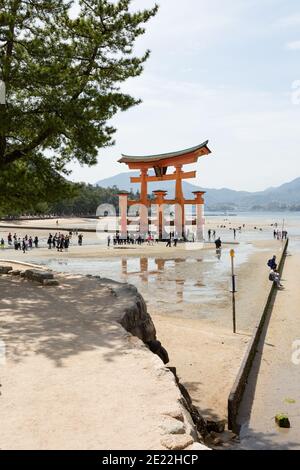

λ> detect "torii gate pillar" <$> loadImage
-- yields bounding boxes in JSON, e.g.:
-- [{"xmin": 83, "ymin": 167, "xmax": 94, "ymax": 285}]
[
  {"xmin": 118, "ymin": 192, "xmax": 129, "ymax": 238},
  {"xmin": 193, "ymin": 191, "xmax": 206, "ymax": 241}
]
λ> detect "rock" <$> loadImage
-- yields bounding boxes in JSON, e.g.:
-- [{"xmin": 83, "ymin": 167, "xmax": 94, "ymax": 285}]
[
  {"xmin": 217, "ymin": 430, "xmax": 237, "ymax": 443},
  {"xmin": 146, "ymin": 339, "xmax": 162, "ymax": 354},
  {"xmin": 275, "ymin": 414, "xmax": 290, "ymax": 428},
  {"xmin": 146, "ymin": 340, "xmax": 169, "ymax": 364},
  {"xmin": 186, "ymin": 442, "xmax": 211, "ymax": 451},
  {"xmin": 170, "ymin": 366, "xmax": 209, "ymax": 439},
  {"xmin": 167, "ymin": 367, "xmax": 177, "ymax": 377},
  {"xmin": 20, "ymin": 271, "xmax": 26, "ymax": 277},
  {"xmin": 43, "ymin": 279, "xmax": 59, "ymax": 286},
  {"xmin": 10, "ymin": 270, "xmax": 21, "ymax": 276},
  {"xmin": 206, "ymin": 419, "xmax": 226, "ymax": 434},
  {"xmin": 24, "ymin": 270, "xmax": 54, "ymax": 284},
  {"xmin": 212, "ymin": 437, "xmax": 223, "ymax": 446},
  {"xmin": 0, "ymin": 266, "xmax": 13, "ymax": 274},
  {"xmin": 160, "ymin": 417, "xmax": 186, "ymax": 435},
  {"xmin": 178, "ymin": 383, "xmax": 193, "ymax": 408},
  {"xmin": 161, "ymin": 435, "xmax": 194, "ymax": 450},
  {"xmin": 119, "ymin": 291, "xmax": 157, "ymax": 343},
  {"xmin": 163, "ymin": 410, "xmax": 184, "ymax": 422}
]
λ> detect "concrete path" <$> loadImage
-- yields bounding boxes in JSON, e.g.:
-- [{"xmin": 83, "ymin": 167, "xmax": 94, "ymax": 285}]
[
  {"xmin": 237, "ymin": 241, "xmax": 300, "ymax": 449},
  {"xmin": 0, "ymin": 271, "xmax": 196, "ymax": 450}
]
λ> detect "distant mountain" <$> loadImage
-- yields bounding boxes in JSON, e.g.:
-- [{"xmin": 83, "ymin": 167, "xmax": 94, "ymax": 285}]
[{"xmin": 96, "ymin": 174, "xmax": 300, "ymax": 211}]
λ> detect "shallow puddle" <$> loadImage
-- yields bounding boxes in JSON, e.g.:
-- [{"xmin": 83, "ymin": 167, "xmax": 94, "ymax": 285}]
[{"xmin": 31, "ymin": 242, "xmax": 257, "ymax": 320}]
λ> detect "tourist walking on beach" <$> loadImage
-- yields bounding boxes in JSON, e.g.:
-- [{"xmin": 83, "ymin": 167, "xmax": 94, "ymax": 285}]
[
  {"xmin": 78, "ymin": 234, "xmax": 83, "ymax": 246},
  {"xmin": 47, "ymin": 234, "xmax": 52, "ymax": 249},
  {"xmin": 173, "ymin": 235, "xmax": 178, "ymax": 247},
  {"xmin": 52, "ymin": 234, "xmax": 57, "ymax": 248},
  {"xmin": 215, "ymin": 237, "xmax": 222, "ymax": 250},
  {"xmin": 208, "ymin": 229, "xmax": 211, "ymax": 241},
  {"xmin": 107, "ymin": 235, "xmax": 111, "ymax": 248},
  {"xmin": 22, "ymin": 238, "xmax": 27, "ymax": 253},
  {"xmin": 0, "ymin": 238, "xmax": 4, "ymax": 249},
  {"xmin": 64, "ymin": 236, "xmax": 70, "ymax": 251},
  {"xmin": 59, "ymin": 235, "xmax": 65, "ymax": 252},
  {"xmin": 215, "ymin": 237, "xmax": 222, "ymax": 258},
  {"xmin": 7, "ymin": 233, "xmax": 12, "ymax": 245},
  {"xmin": 166, "ymin": 233, "xmax": 172, "ymax": 248},
  {"xmin": 34, "ymin": 236, "xmax": 39, "ymax": 248}
]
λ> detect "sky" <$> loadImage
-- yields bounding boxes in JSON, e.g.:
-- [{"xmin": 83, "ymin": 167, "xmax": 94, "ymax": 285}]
[{"xmin": 69, "ymin": 0, "xmax": 300, "ymax": 191}]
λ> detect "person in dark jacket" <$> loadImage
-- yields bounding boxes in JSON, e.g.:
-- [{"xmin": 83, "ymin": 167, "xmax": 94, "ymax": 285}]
[
  {"xmin": 215, "ymin": 237, "xmax": 222, "ymax": 250},
  {"xmin": 267, "ymin": 255, "xmax": 277, "ymax": 271}
]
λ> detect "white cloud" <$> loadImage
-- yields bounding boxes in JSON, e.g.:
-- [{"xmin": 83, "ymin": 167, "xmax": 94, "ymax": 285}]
[
  {"xmin": 286, "ymin": 40, "xmax": 300, "ymax": 50},
  {"xmin": 277, "ymin": 13, "xmax": 300, "ymax": 27}
]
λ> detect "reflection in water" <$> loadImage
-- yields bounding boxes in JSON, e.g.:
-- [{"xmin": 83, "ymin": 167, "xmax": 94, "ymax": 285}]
[
  {"xmin": 194, "ymin": 281, "xmax": 205, "ymax": 288},
  {"xmin": 156, "ymin": 258, "xmax": 166, "ymax": 271},
  {"xmin": 117, "ymin": 255, "xmax": 225, "ymax": 308},
  {"xmin": 31, "ymin": 243, "xmax": 256, "ymax": 319},
  {"xmin": 121, "ymin": 257, "xmax": 187, "ymax": 299}
]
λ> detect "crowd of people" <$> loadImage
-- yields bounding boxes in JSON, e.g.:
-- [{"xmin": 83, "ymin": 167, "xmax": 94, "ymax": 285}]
[
  {"xmin": 273, "ymin": 229, "xmax": 288, "ymax": 240},
  {"xmin": 107, "ymin": 232, "xmax": 178, "ymax": 247},
  {"xmin": 107, "ymin": 232, "xmax": 154, "ymax": 247},
  {"xmin": 0, "ymin": 233, "xmax": 39, "ymax": 253},
  {"xmin": 0, "ymin": 231, "xmax": 84, "ymax": 253}
]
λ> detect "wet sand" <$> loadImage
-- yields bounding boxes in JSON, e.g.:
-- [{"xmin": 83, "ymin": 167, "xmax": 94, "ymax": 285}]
[
  {"xmin": 237, "ymin": 244, "xmax": 300, "ymax": 450},
  {"xmin": 153, "ymin": 242, "xmax": 284, "ymax": 421}
]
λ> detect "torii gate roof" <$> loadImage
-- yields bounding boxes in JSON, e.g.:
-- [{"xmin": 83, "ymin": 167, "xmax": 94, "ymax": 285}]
[{"xmin": 119, "ymin": 141, "xmax": 211, "ymax": 166}]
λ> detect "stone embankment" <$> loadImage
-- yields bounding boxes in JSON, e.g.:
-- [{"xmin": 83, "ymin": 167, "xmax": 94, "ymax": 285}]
[{"xmin": 0, "ymin": 263, "xmax": 211, "ymax": 450}]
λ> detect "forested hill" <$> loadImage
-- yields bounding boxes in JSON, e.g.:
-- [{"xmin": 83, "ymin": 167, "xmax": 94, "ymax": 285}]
[{"xmin": 96, "ymin": 174, "xmax": 300, "ymax": 211}]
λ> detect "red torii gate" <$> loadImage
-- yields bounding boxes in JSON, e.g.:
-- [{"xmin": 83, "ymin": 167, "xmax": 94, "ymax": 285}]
[{"xmin": 118, "ymin": 141, "xmax": 212, "ymax": 240}]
